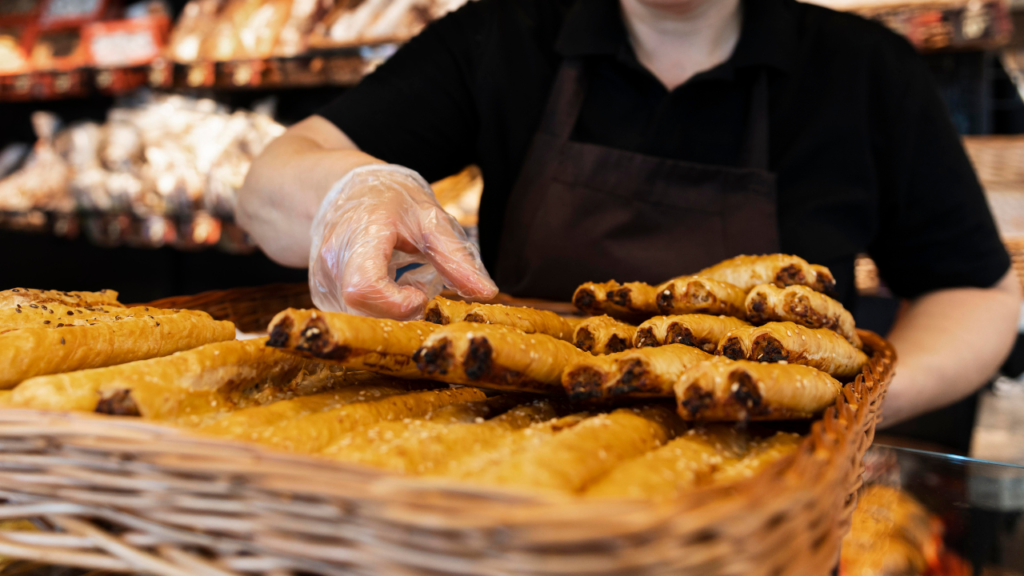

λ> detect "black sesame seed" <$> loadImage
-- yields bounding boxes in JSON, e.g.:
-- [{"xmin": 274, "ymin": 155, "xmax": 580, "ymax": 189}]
[
  {"xmin": 43, "ymin": 320, "xmax": 50, "ymax": 325},
  {"xmin": 67, "ymin": 311, "xmax": 73, "ymax": 316},
  {"xmin": 15, "ymin": 309, "xmax": 21, "ymax": 313},
  {"xmin": 60, "ymin": 338, "xmax": 65, "ymax": 345},
  {"xmin": 56, "ymin": 323, "xmax": 64, "ymax": 328},
  {"xmin": 29, "ymin": 304, "xmax": 38, "ymax": 308},
  {"xmin": 156, "ymin": 322, "xmax": 160, "ymax": 327}
]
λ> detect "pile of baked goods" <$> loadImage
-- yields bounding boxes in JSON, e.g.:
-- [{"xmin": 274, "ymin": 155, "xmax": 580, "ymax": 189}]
[{"xmin": 1, "ymin": 254, "xmax": 875, "ymax": 499}]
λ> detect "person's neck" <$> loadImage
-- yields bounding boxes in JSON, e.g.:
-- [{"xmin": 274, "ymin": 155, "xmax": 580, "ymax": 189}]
[{"xmin": 619, "ymin": 0, "xmax": 743, "ymax": 91}]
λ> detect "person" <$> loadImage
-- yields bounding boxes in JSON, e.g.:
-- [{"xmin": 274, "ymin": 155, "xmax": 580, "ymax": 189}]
[{"xmin": 238, "ymin": 0, "xmax": 1021, "ymax": 426}]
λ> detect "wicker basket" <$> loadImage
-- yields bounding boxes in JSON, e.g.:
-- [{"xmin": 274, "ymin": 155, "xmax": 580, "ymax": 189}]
[{"xmin": 0, "ymin": 288, "xmax": 896, "ymax": 576}]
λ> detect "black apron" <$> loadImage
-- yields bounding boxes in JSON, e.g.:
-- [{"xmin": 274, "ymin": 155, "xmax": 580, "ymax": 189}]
[{"xmin": 494, "ymin": 58, "xmax": 779, "ymax": 300}]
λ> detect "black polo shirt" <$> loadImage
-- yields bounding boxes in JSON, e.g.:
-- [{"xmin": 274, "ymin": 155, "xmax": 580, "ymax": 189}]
[{"xmin": 317, "ymin": 0, "xmax": 1010, "ymax": 307}]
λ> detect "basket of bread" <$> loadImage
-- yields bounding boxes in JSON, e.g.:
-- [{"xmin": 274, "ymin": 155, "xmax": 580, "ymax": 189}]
[{"xmin": 0, "ymin": 253, "xmax": 894, "ymax": 576}]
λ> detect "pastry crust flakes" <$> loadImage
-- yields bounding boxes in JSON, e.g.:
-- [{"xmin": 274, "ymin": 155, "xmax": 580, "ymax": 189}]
[
  {"xmin": 414, "ymin": 323, "xmax": 585, "ymax": 393},
  {"xmin": 717, "ymin": 321, "xmax": 868, "ymax": 380},
  {"xmin": 675, "ymin": 358, "xmax": 842, "ymax": 421},
  {"xmin": 573, "ymin": 315, "xmax": 636, "ymax": 355},
  {"xmin": 267, "ymin": 308, "xmax": 438, "ymax": 378},
  {"xmin": 697, "ymin": 254, "xmax": 836, "ymax": 294},
  {"xmin": 745, "ymin": 285, "xmax": 861, "ymax": 348},
  {"xmin": 562, "ymin": 344, "xmax": 713, "ymax": 401},
  {"xmin": 0, "ymin": 288, "xmax": 121, "ymax": 309},
  {"xmin": 654, "ymin": 276, "xmax": 747, "ymax": 318},
  {"xmin": 634, "ymin": 314, "xmax": 749, "ymax": 353},
  {"xmin": 0, "ymin": 311, "xmax": 235, "ymax": 388}
]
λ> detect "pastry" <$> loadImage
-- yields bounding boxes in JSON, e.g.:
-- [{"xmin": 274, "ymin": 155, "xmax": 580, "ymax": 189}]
[
  {"xmin": 0, "ymin": 311, "xmax": 235, "ymax": 388},
  {"xmin": 573, "ymin": 315, "xmax": 636, "ymax": 355},
  {"xmin": 634, "ymin": 314, "xmax": 749, "ymax": 353},
  {"xmin": 414, "ymin": 323, "xmax": 586, "ymax": 393},
  {"xmin": 322, "ymin": 400, "xmax": 559, "ymax": 475},
  {"xmin": 675, "ymin": 357, "xmax": 842, "ymax": 420},
  {"xmin": 0, "ymin": 304, "xmax": 179, "ymax": 333},
  {"xmin": 460, "ymin": 302, "xmax": 575, "ymax": 341},
  {"xmin": 0, "ymin": 288, "xmax": 121, "ymax": 309},
  {"xmin": 710, "ymin": 432, "xmax": 802, "ymax": 484},
  {"xmin": 572, "ymin": 281, "xmax": 658, "ymax": 320},
  {"xmin": 424, "ymin": 296, "xmax": 476, "ymax": 325},
  {"xmin": 446, "ymin": 413, "xmax": 590, "ymax": 478},
  {"xmin": 745, "ymin": 285, "xmax": 861, "ymax": 348},
  {"xmin": 267, "ymin": 308, "xmax": 438, "ymax": 378},
  {"xmin": 585, "ymin": 425, "xmax": 749, "ymax": 499},
  {"xmin": 7, "ymin": 338, "xmax": 340, "ymax": 420},
  {"xmin": 562, "ymin": 344, "xmax": 713, "ymax": 400},
  {"xmin": 697, "ymin": 255, "xmax": 836, "ymax": 295},
  {"xmin": 717, "ymin": 322, "xmax": 868, "ymax": 380},
  {"xmin": 654, "ymin": 276, "xmax": 747, "ymax": 318},
  {"xmin": 461, "ymin": 406, "xmax": 680, "ymax": 494},
  {"xmin": 255, "ymin": 388, "xmax": 487, "ymax": 454}
]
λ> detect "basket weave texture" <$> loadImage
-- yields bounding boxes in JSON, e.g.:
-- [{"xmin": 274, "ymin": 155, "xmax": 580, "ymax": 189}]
[{"xmin": 0, "ymin": 288, "xmax": 896, "ymax": 576}]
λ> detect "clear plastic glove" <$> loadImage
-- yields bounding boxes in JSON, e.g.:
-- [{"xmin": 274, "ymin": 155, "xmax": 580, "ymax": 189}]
[{"xmin": 310, "ymin": 164, "xmax": 498, "ymax": 320}]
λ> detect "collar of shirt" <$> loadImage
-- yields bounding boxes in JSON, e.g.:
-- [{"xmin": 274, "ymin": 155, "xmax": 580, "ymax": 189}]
[{"xmin": 554, "ymin": 0, "xmax": 800, "ymax": 81}]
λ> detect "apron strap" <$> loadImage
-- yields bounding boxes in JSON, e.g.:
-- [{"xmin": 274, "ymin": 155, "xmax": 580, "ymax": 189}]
[
  {"xmin": 540, "ymin": 58, "xmax": 588, "ymax": 141},
  {"xmin": 739, "ymin": 69, "xmax": 771, "ymax": 171}
]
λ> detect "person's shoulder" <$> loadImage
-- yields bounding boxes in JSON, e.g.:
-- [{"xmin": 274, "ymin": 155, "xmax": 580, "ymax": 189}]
[{"xmin": 792, "ymin": 1, "xmax": 919, "ymax": 61}]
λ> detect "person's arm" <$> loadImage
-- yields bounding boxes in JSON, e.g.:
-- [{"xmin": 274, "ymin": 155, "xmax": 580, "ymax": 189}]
[
  {"xmin": 881, "ymin": 270, "xmax": 1021, "ymax": 426},
  {"xmin": 237, "ymin": 116, "xmax": 382, "ymax": 268}
]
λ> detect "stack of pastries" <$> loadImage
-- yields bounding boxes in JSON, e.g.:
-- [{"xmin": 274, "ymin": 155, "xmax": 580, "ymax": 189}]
[{"xmin": 1, "ymin": 254, "xmax": 874, "ymax": 499}]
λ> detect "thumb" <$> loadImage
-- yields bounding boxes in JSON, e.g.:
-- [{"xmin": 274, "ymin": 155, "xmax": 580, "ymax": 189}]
[{"xmin": 337, "ymin": 227, "xmax": 430, "ymax": 320}]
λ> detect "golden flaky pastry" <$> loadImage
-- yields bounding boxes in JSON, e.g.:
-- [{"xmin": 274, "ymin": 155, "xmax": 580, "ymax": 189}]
[
  {"xmin": 675, "ymin": 357, "xmax": 842, "ymax": 421},
  {"xmin": 461, "ymin": 406, "xmax": 681, "ymax": 494},
  {"xmin": 8, "ymin": 338, "xmax": 335, "ymax": 420},
  {"xmin": 414, "ymin": 323, "xmax": 586, "ymax": 393},
  {"xmin": 653, "ymin": 276, "xmax": 748, "ymax": 318},
  {"xmin": 745, "ymin": 284, "xmax": 861, "ymax": 348},
  {"xmin": 573, "ymin": 315, "xmax": 636, "ymax": 355},
  {"xmin": 462, "ymin": 302, "xmax": 575, "ymax": 341},
  {"xmin": 0, "ymin": 311, "xmax": 235, "ymax": 389},
  {"xmin": 697, "ymin": 254, "xmax": 836, "ymax": 294},
  {"xmin": 0, "ymin": 288, "xmax": 121, "ymax": 309},
  {"xmin": 0, "ymin": 304, "xmax": 178, "ymax": 333},
  {"xmin": 267, "ymin": 308, "xmax": 438, "ymax": 378},
  {"xmin": 634, "ymin": 314, "xmax": 749, "ymax": 353},
  {"xmin": 572, "ymin": 281, "xmax": 658, "ymax": 321},
  {"xmin": 424, "ymin": 296, "xmax": 476, "ymax": 325},
  {"xmin": 562, "ymin": 343, "xmax": 713, "ymax": 400},
  {"xmin": 717, "ymin": 321, "xmax": 868, "ymax": 380}
]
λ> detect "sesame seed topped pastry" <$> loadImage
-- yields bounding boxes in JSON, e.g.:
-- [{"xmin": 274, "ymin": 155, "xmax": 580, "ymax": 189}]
[
  {"xmin": 424, "ymin": 296, "xmax": 476, "ymax": 325},
  {"xmin": 633, "ymin": 314, "xmax": 749, "ymax": 353},
  {"xmin": 414, "ymin": 323, "xmax": 586, "ymax": 394},
  {"xmin": 675, "ymin": 357, "xmax": 842, "ymax": 421},
  {"xmin": 744, "ymin": 284, "xmax": 861, "ymax": 348},
  {"xmin": 267, "ymin": 308, "xmax": 438, "ymax": 378},
  {"xmin": 573, "ymin": 315, "xmax": 637, "ymax": 355},
  {"xmin": 0, "ymin": 288, "xmax": 121, "ymax": 309},
  {"xmin": 697, "ymin": 254, "xmax": 836, "ymax": 295},
  {"xmin": 653, "ymin": 276, "xmax": 748, "ymax": 319},
  {"xmin": 562, "ymin": 343, "xmax": 713, "ymax": 401},
  {"xmin": 717, "ymin": 322, "xmax": 868, "ymax": 380}
]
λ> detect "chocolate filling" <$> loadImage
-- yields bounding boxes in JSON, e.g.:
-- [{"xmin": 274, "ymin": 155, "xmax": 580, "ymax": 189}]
[
  {"xmin": 96, "ymin": 389, "xmax": 141, "ymax": 417},
  {"xmin": 606, "ymin": 335, "xmax": 629, "ymax": 353},
  {"xmin": 463, "ymin": 312, "xmax": 487, "ymax": 324},
  {"xmin": 267, "ymin": 315, "xmax": 294, "ymax": 348},
  {"xmin": 463, "ymin": 336, "xmax": 494, "ymax": 380},
  {"xmin": 774, "ymin": 264, "xmax": 805, "ymax": 288},
  {"xmin": 634, "ymin": 327, "xmax": 658, "ymax": 347},
  {"xmin": 752, "ymin": 335, "xmax": 788, "ymax": 363},
  {"xmin": 575, "ymin": 328, "xmax": 595, "ymax": 352},
  {"xmin": 680, "ymin": 385, "xmax": 714, "ymax": 417},
  {"xmin": 414, "ymin": 338, "xmax": 452, "ymax": 375},
  {"xmin": 731, "ymin": 371, "xmax": 763, "ymax": 411},
  {"xmin": 719, "ymin": 338, "xmax": 746, "ymax": 360},
  {"xmin": 573, "ymin": 290, "xmax": 596, "ymax": 311},
  {"xmin": 608, "ymin": 288, "xmax": 631, "ymax": 307},
  {"xmin": 747, "ymin": 294, "xmax": 768, "ymax": 323},
  {"xmin": 656, "ymin": 289, "xmax": 674, "ymax": 312},
  {"xmin": 295, "ymin": 317, "xmax": 351, "ymax": 360},
  {"xmin": 424, "ymin": 306, "xmax": 447, "ymax": 325},
  {"xmin": 665, "ymin": 324, "xmax": 696, "ymax": 347},
  {"xmin": 566, "ymin": 367, "xmax": 606, "ymax": 401}
]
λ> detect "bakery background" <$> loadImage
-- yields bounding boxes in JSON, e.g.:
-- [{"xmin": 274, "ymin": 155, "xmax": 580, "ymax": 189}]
[{"xmin": 3, "ymin": 2, "xmax": 1024, "ymax": 574}]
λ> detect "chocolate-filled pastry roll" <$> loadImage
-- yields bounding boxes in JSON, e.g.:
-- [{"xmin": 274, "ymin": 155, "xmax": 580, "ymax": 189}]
[
  {"xmin": 0, "ymin": 311, "xmax": 235, "ymax": 388},
  {"xmin": 654, "ymin": 276, "xmax": 747, "ymax": 318},
  {"xmin": 0, "ymin": 288, "xmax": 121, "ymax": 309},
  {"xmin": 424, "ymin": 296, "xmax": 475, "ymax": 325},
  {"xmin": 574, "ymin": 315, "xmax": 636, "ymax": 355},
  {"xmin": 0, "ymin": 304, "xmax": 178, "ymax": 333},
  {"xmin": 675, "ymin": 357, "xmax": 842, "ymax": 421},
  {"xmin": 744, "ymin": 285, "xmax": 861, "ymax": 348},
  {"xmin": 698, "ymin": 254, "xmax": 836, "ymax": 295},
  {"xmin": 461, "ymin": 303, "xmax": 575, "ymax": 341},
  {"xmin": 573, "ymin": 281, "xmax": 617, "ymax": 315},
  {"xmin": 716, "ymin": 322, "xmax": 868, "ymax": 380},
  {"xmin": 414, "ymin": 323, "xmax": 585, "ymax": 393},
  {"xmin": 634, "ymin": 314, "xmax": 749, "ymax": 353},
  {"xmin": 267, "ymin": 309, "xmax": 438, "ymax": 378},
  {"xmin": 572, "ymin": 281, "xmax": 659, "ymax": 320},
  {"xmin": 562, "ymin": 343, "xmax": 713, "ymax": 400}
]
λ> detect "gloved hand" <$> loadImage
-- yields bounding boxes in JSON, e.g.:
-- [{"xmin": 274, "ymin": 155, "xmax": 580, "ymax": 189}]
[{"xmin": 309, "ymin": 164, "xmax": 498, "ymax": 320}]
